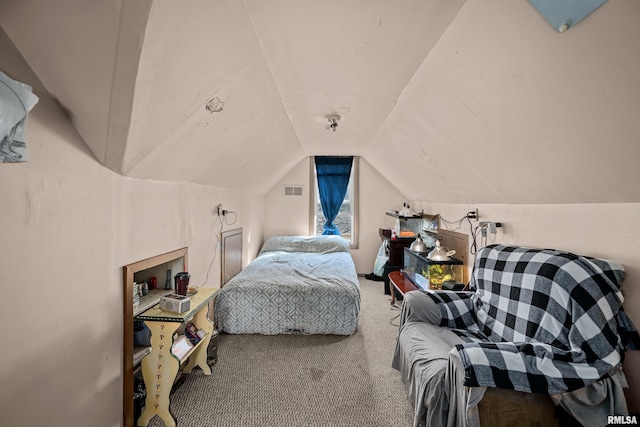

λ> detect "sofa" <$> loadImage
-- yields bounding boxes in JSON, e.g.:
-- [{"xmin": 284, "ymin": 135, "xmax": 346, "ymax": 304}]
[{"xmin": 392, "ymin": 244, "xmax": 639, "ymax": 427}]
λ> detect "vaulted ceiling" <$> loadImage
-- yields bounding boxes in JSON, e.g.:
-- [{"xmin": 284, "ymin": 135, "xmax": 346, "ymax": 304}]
[{"xmin": 1, "ymin": 0, "xmax": 639, "ymax": 203}]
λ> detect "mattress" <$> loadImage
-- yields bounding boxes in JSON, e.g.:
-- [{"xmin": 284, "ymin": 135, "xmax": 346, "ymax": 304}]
[{"xmin": 215, "ymin": 236, "xmax": 360, "ymax": 335}]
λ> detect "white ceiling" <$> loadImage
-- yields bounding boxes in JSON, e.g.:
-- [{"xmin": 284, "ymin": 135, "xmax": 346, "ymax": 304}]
[{"xmin": 1, "ymin": 0, "xmax": 639, "ymax": 202}]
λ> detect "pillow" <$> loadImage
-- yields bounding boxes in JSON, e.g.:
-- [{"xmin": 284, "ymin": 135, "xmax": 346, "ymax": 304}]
[{"xmin": 259, "ymin": 235, "xmax": 351, "ymax": 255}]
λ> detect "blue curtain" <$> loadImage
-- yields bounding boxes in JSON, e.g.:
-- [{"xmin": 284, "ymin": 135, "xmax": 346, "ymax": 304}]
[{"xmin": 315, "ymin": 156, "xmax": 353, "ymax": 235}]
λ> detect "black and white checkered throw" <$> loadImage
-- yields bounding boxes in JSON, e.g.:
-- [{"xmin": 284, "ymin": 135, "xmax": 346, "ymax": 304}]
[{"xmin": 427, "ymin": 244, "xmax": 639, "ymax": 394}]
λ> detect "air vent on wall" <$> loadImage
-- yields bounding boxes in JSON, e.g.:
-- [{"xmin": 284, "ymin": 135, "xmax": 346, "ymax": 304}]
[{"xmin": 284, "ymin": 186, "xmax": 303, "ymax": 196}]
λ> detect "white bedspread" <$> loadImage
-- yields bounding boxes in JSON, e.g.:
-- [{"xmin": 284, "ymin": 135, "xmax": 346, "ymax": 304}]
[{"xmin": 215, "ymin": 247, "xmax": 360, "ymax": 335}]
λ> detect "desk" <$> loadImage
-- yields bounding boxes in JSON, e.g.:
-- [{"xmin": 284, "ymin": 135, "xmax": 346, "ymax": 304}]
[
  {"xmin": 388, "ymin": 271, "xmax": 418, "ymax": 305},
  {"xmin": 135, "ymin": 287, "xmax": 219, "ymax": 427},
  {"xmin": 378, "ymin": 228, "xmax": 415, "ymax": 266}
]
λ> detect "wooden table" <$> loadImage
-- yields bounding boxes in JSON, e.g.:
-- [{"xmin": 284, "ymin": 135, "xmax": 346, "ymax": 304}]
[
  {"xmin": 388, "ymin": 270, "xmax": 419, "ymax": 305},
  {"xmin": 135, "ymin": 287, "xmax": 219, "ymax": 427}
]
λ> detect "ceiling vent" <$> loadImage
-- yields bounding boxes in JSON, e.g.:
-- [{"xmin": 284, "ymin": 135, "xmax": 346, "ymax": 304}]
[{"xmin": 284, "ymin": 186, "xmax": 303, "ymax": 196}]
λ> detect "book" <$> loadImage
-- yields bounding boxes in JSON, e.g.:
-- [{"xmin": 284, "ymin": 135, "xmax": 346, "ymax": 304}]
[
  {"xmin": 171, "ymin": 336, "xmax": 193, "ymax": 361},
  {"xmin": 184, "ymin": 321, "xmax": 201, "ymax": 345}
]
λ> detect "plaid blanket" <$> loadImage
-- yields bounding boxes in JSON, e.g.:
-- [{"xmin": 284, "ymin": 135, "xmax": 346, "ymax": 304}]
[{"xmin": 427, "ymin": 244, "xmax": 639, "ymax": 394}]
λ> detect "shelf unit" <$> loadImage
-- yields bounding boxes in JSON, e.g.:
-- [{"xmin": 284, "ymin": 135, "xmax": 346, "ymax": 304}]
[
  {"xmin": 123, "ymin": 248, "xmax": 188, "ymax": 427},
  {"xmin": 384, "ymin": 212, "xmax": 439, "ymax": 239},
  {"xmin": 135, "ymin": 287, "xmax": 219, "ymax": 427},
  {"xmin": 135, "ymin": 289, "xmax": 172, "ymax": 317}
]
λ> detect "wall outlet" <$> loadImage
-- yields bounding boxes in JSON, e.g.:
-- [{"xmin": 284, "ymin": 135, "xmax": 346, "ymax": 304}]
[
  {"xmin": 468, "ymin": 208, "xmax": 479, "ymax": 221},
  {"xmin": 480, "ymin": 221, "xmax": 502, "ymax": 234}
]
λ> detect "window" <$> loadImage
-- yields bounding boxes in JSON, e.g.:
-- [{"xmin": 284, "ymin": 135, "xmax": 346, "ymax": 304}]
[{"xmin": 310, "ymin": 156, "xmax": 359, "ymax": 248}]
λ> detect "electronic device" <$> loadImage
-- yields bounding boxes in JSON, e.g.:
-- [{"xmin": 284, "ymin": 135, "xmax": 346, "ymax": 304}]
[{"xmin": 160, "ymin": 293, "xmax": 191, "ymax": 313}]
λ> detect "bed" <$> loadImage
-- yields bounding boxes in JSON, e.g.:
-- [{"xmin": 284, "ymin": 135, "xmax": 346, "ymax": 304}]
[{"xmin": 215, "ymin": 235, "xmax": 360, "ymax": 335}]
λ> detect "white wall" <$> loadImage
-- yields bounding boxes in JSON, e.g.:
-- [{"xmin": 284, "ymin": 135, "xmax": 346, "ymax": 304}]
[
  {"xmin": 263, "ymin": 158, "xmax": 312, "ymax": 238},
  {"xmin": 412, "ymin": 201, "xmax": 640, "ymax": 412},
  {"xmin": 241, "ymin": 192, "xmax": 266, "ymax": 262},
  {"xmin": 365, "ymin": 0, "xmax": 640, "ymax": 205},
  {"xmin": 0, "ymin": 31, "xmax": 263, "ymax": 427},
  {"xmin": 264, "ymin": 157, "xmax": 407, "ymax": 273},
  {"xmin": 0, "ymin": 0, "xmax": 133, "ymax": 164}
]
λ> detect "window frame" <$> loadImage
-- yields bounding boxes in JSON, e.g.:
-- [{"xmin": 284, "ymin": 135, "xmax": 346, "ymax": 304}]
[{"xmin": 309, "ymin": 156, "xmax": 359, "ymax": 249}]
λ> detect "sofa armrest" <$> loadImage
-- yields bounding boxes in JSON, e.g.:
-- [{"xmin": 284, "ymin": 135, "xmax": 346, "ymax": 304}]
[
  {"xmin": 396, "ymin": 290, "xmax": 442, "ymax": 329},
  {"xmin": 428, "ymin": 291, "xmax": 477, "ymax": 330}
]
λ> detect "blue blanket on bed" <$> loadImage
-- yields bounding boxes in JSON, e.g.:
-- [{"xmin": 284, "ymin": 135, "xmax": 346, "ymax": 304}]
[{"xmin": 216, "ymin": 236, "xmax": 360, "ymax": 335}]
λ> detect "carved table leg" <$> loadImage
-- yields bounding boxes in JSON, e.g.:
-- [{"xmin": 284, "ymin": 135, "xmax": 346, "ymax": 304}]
[
  {"xmin": 137, "ymin": 321, "xmax": 180, "ymax": 427},
  {"xmin": 390, "ymin": 280, "xmax": 396, "ymax": 305}
]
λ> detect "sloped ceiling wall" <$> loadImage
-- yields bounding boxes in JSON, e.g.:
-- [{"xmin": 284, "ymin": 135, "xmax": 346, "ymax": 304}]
[
  {"xmin": 1, "ymin": 0, "xmax": 639, "ymax": 201},
  {"xmin": 0, "ymin": 0, "xmax": 127, "ymax": 162},
  {"xmin": 365, "ymin": 0, "xmax": 640, "ymax": 204},
  {"xmin": 121, "ymin": 0, "xmax": 306, "ymax": 193}
]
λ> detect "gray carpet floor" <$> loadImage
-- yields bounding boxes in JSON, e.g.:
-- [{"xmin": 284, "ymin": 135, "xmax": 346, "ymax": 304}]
[{"xmin": 147, "ymin": 277, "xmax": 413, "ymax": 427}]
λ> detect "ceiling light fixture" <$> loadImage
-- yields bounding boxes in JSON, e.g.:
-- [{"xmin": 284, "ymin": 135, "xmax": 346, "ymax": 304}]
[{"xmin": 328, "ymin": 115, "xmax": 341, "ymax": 132}]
